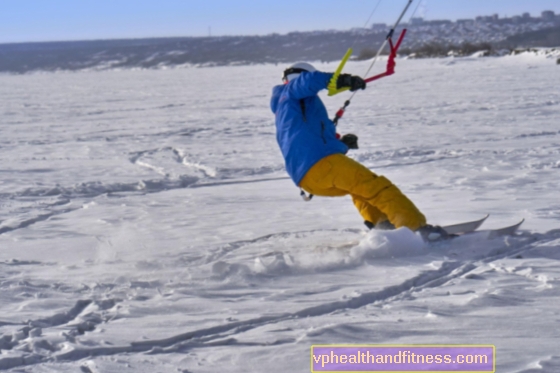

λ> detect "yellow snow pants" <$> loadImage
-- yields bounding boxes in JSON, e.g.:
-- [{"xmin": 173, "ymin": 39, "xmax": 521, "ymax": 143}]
[{"xmin": 299, "ymin": 154, "xmax": 426, "ymax": 231}]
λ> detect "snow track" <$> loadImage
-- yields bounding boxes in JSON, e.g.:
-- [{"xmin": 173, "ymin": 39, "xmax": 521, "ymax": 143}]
[
  {"xmin": 0, "ymin": 228, "xmax": 554, "ymax": 371},
  {"xmin": 1, "ymin": 56, "xmax": 559, "ymax": 371}
]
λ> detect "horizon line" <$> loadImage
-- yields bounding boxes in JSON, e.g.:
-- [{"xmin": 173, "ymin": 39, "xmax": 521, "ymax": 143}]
[{"xmin": 1, "ymin": 9, "xmax": 557, "ymax": 46}]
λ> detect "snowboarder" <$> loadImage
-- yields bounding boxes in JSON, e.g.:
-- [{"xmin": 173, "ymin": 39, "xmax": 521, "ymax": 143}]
[{"xmin": 270, "ymin": 62, "xmax": 447, "ymax": 239}]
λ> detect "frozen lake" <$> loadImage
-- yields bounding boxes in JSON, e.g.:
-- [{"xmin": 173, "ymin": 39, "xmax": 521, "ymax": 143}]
[{"xmin": 1, "ymin": 53, "xmax": 560, "ymax": 372}]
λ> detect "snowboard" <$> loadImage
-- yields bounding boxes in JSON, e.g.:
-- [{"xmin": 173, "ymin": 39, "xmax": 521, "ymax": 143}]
[
  {"xmin": 440, "ymin": 215, "xmax": 524, "ymax": 240},
  {"xmin": 442, "ymin": 214, "xmax": 489, "ymax": 235}
]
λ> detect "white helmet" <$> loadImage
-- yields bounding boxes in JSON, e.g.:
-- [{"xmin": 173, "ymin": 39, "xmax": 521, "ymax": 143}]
[{"xmin": 282, "ymin": 62, "xmax": 317, "ymax": 82}]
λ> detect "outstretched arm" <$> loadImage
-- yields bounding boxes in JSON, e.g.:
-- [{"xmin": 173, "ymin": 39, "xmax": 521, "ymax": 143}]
[{"xmin": 285, "ymin": 71, "xmax": 332, "ymax": 100}]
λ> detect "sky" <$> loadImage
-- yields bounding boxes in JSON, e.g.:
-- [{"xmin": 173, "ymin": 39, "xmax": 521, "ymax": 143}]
[{"xmin": 1, "ymin": 0, "xmax": 560, "ymax": 44}]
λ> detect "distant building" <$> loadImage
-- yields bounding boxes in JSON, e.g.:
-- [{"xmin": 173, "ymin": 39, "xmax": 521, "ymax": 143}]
[
  {"xmin": 428, "ymin": 20, "xmax": 453, "ymax": 26},
  {"xmin": 370, "ymin": 23, "xmax": 387, "ymax": 30},
  {"xmin": 522, "ymin": 12, "xmax": 531, "ymax": 19},
  {"xmin": 541, "ymin": 10, "xmax": 555, "ymax": 20},
  {"xmin": 410, "ymin": 17, "xmax": 424, "ymax": 25},
  {"xmin": 475, "ymin": 15, "xmax": 498, "ymax": 22},
  {"xmin": 456, "ymin": 19, "xmax": 474, "ymax": 25}
]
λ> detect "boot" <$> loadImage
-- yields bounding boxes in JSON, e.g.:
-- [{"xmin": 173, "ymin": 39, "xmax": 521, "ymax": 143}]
[
  {"xmin": 417, "ymin": 224, "xmax": 453, "ymax": 242},
  {"xmin": 364, "ymin": 220, "xmax": 396, "ymax": 231}
]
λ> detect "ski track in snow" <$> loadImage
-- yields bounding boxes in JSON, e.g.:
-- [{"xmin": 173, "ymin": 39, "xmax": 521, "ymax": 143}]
[
  {"xmin": 0, "ymin": 228, "xmax": 555, "ymax": 371},
  {"xmin": 0, "ymin": 55, "xmax": 560, "ymax": 371}
]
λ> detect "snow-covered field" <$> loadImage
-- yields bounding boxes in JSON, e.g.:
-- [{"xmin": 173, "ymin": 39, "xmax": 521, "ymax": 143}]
[{"xmin": 1, "ymin": 53, "xmax": 560, "ymax": 372}]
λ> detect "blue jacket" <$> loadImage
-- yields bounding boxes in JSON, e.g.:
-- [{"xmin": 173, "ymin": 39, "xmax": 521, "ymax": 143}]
[{"xmin": 270, "ymin": 71, "xmax": 348, "ymax": 185}]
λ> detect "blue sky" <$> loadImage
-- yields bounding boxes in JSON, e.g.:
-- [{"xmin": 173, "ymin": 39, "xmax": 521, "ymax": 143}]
[{"xmin": 1, "ymin": 0, "xmax": 560, "ymax": 43}]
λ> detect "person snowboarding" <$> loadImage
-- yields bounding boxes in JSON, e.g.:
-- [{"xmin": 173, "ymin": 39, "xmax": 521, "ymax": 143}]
[{"xmin": 270, "ymin": 62, "xmax": 447, "ymax": 239}]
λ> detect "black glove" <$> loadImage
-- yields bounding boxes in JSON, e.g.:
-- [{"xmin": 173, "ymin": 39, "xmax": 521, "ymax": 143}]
[
  {"xmin": 341, "ymin": 134, "xmax": 359, "ymax": 149},
  {"xmin": 337, "ymin": 74, "xmax": 366, "ymax": 92}
]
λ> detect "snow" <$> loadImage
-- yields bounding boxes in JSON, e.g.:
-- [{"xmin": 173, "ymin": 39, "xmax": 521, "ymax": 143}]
[{"xmin": 0, "ymin": 55, "xmax": 560, "ymax": 372}]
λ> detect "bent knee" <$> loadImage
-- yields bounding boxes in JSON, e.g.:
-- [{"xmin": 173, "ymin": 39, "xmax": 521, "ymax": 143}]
[{"xmin": 348, "ymin": 175, "xmax": 394, "ymax": 199}]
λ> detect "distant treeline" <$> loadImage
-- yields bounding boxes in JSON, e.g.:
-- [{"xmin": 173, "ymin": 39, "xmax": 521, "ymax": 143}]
[
  {"xmin": 401, "ymin": 42, "xmax": 495, "ymax": 58},
  {"xmin": 0, "ymin": 32, "xmax": 387, "ymax": 74},
  {"xmin": 355, "ymin": 42, "xmax": 496, "ymax": 59},
  {"xmin": 503, "ymin": 26, "xmax": 560, "ymax": 48},
  {"xmin": 356, "ymin": 26, "xmax": 560, "ymax": 59},
  {"xmin": 0, "ymin": 25, "xmax": 559, "ymax": 74}
]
